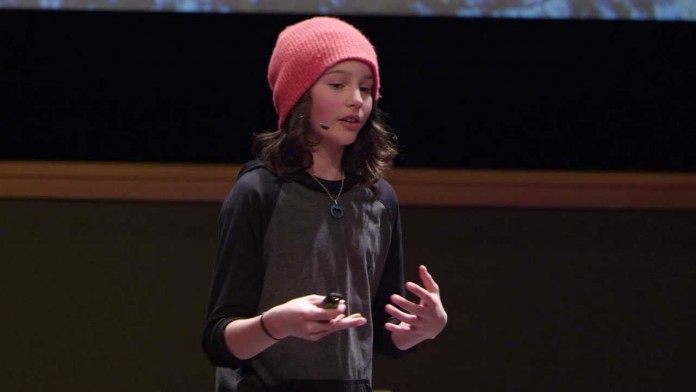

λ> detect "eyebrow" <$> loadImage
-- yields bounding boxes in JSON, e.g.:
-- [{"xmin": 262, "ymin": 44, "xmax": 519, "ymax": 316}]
[{"xmin": 323, "ymin": 69, "xmax": 374, "ymax": 80}]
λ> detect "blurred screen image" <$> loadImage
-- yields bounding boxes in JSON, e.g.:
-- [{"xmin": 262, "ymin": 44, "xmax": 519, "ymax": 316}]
[{"xmin": 0, "ymin": 0, "xmax": 694, "ymax": 21}]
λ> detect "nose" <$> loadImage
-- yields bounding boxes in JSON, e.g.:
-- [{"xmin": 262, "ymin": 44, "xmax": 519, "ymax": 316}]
[{"xmin": 346, "ymin": 87, "xmax": 363, "ymax": 108}]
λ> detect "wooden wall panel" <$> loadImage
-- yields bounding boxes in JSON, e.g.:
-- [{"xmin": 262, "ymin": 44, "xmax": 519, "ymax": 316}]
[{"xmin": 2, "ymin": 161, "xmax": 696, "ymax": 209}]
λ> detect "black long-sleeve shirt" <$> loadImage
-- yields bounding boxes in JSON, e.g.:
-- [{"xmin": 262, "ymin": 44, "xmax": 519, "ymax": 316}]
[{"xmin": 202, "ymin": 161, "xmax": 407, "ymax": 391}]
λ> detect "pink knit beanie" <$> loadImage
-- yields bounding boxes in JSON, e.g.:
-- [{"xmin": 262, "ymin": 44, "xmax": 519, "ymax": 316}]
[{"xmin": 268, "ymin": 17, "xmax": 380, "ymax": 128}]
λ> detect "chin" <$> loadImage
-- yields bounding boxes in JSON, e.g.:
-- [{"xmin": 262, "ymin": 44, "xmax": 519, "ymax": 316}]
[{"xmin": 340, "ymin": 136, "xmax": 360, "ymax": 147}]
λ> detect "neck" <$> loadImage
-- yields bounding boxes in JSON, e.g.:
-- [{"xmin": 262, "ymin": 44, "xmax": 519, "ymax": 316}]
[{"xmin": 308, "ymin": 147, "xmax": 344, "ymax": 180}]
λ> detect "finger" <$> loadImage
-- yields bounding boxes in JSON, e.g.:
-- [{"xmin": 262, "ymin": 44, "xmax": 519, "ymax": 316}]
[
  {"xmin": 305, "ymin": 305, "xmax": 347, "ymax": 321},
  {"xmin": 385, "ymin": 303, "xmax": 419, "ymax": 325},
  {"xmin": 384, "ymin": 321, "xmax": 412, "ymax": 334},
  {"xmin": 331, "ymin": 313, "xmax": 367, "ymax": 330},
  {"xmin": 405, "ymin": 282, "xmax": 435, "ymax": 305},
  {"xmin": 307, "ymin": 315, "xmax": 357, "ymax": 334},
  {"xmin": 311, "ymin": 297, "xmax": 347, "ymax": 312},
  {"xmin": 318, "ymin": 312, "xmax": 347, "ymax": 325},
  {"xmin": 340, "ymin": 313, "xmax": 366, "ymax": 323},
  {"xmin": 390, "ymin": 293, "xmax": 422, "ymax": 315},
  {"xmin": 308, "ymin": 310, "xmax": 344, "ymax": 322},
  {"xmin": 306, "ymin": 294, "xmax": 326, "ymax": 304},
  {"xmin": 419, "ymin": 265, "xmax": 440, "ymax": 294}
]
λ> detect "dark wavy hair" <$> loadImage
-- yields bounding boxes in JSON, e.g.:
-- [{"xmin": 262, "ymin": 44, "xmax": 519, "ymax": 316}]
[{"xmin": 252, "ymin": 92, "xmax": 398, "ymax": 185}]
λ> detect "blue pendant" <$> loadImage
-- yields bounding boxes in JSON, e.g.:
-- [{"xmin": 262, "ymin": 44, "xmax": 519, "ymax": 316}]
[{"xmin": 330, "ymin": 203, "xmax": 344, "ymax": 219}]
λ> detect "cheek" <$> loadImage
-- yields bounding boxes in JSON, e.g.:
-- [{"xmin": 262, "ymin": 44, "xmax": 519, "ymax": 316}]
[
  {"xmin": 310, "ymin": 98, "xmax": 338, "ymax": 120},
  {"xmin": 364, "ymin": 100, "xmax": 374, "ymax": 118}
]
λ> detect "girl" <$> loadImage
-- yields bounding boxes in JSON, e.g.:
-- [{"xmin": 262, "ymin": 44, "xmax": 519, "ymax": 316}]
[{"xmin": 203, "ymin": 16, "xmax": 447, "ymax": 392}]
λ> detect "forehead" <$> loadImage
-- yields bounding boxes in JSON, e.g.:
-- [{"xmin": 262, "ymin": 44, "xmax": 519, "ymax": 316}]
[{"xmin": 322, "ymin": 60, "xmax": 373, "ymax": 79}]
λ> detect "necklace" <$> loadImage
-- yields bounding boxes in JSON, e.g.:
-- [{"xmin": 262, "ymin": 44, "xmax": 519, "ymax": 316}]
[{"xmin": 308, "ymin": 171, "xmax": 345, "ymax": 219}]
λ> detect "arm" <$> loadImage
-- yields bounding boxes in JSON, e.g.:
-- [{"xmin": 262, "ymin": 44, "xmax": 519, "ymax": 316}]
[
  {"xmin": 224, "ymin": 295, "xmax": 367, "ymax": 359},
  {"xmin": 201, "ymin": 178, "xmax": 266, "ymax": 367},
  {"xmin": 371, "ymin": 181, "xmax": 411, "ymax": 357},
  {"xmin": 202, "ymin": 165, "xmax": 276, "ymax": 368},
  {"xmin": 371, "ymin": 179, "xmax": 447, "ymax": 351}
]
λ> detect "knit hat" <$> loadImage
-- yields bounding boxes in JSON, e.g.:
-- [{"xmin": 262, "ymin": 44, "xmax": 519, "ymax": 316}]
[{"xmin": 268, "ymin": 17, "xmax": 380, "ymax": 128}]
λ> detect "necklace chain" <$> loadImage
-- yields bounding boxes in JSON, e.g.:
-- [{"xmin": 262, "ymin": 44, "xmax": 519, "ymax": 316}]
[{"xmin": 308, "ymin": 171, "xmax": 344, "ymax": 205}]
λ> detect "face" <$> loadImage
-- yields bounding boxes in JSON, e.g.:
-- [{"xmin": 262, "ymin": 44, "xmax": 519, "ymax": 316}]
[{"xmin": 308, "ymin": 60, "xmax": 374, "ymax": 150}]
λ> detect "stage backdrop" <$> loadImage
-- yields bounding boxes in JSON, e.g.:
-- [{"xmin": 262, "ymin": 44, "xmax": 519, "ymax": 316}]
[{"xmin": 2, "ymin": 9, "xmax": 695, "ymax": 171}]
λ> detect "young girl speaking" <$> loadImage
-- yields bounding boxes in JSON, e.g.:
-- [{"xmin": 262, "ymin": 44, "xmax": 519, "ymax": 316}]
[{"xmin": 203, "ymin": 16, "xmax": 447, "ymax": 392}]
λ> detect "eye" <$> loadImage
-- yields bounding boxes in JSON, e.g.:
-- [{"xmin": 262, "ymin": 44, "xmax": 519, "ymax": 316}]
[
  {"xmin": 360, "ymin": 86, "xmax": 374, "ymax": 94},
  {"xmin": 329, "ymin": 82, "xmax": 345, "ymax": 89}
]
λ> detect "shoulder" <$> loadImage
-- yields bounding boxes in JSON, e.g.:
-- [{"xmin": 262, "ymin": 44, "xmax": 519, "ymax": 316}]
[
  {"xmin": 369, "ymin": 177, "xmax": 399, "ymax": 218},
  {"xmin": 222, "ymin": 160, "xmax": 283, "ymax": 211},
  {"xmin": 235, "ymin": 160, "xmax": 279, "ymax": 188}
]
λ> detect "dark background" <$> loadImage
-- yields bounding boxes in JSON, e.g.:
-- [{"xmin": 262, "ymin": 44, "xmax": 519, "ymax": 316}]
[
  {"xmin": 2, "ymin": 9, "xmax": 696, "ymax": 392},
  {"xmin": 2, "ymin": 199, "xmax": 695, "ymax": 391},
  {"xmin": 2, "ymin": 10, "xmax": 695, "ymax": 171}
]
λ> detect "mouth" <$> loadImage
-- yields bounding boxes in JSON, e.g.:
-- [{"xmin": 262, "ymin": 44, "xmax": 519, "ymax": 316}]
[{"xmin": 340, "ymin": 115, "xmax": 361, "ymax": 124}]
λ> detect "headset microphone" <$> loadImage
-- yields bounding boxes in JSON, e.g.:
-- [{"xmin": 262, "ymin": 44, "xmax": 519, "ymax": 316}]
[{"xmin": 319, "ymin": 123, "xmax": 330, "ymax": 130}]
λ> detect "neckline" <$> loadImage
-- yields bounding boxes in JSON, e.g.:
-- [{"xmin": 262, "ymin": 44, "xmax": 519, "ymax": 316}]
[{"xmin": 291, "ymin": 170, "xmax": 361, "ymax": 195}]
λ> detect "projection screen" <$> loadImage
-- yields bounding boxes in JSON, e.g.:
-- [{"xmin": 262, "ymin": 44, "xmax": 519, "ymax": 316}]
[{"xmin": 0, "ymin": 0, "xmax": 694, "ymax": 21}]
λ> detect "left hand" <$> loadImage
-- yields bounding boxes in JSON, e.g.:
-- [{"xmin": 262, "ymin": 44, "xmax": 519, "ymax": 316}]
[{"xmin": 385, "ymin": 265, "xmax": 448, "ymax": 342}]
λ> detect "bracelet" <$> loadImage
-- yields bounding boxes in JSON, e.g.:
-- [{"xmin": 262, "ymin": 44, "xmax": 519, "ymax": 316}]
[{"xmin": 260, "ymin": 312, "xmax": 281, "ymax": 341}]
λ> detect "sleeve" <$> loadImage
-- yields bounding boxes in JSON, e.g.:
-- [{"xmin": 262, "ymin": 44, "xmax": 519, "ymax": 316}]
[
  {"xmin": 370, "ymin": 180, "xmax": 415, "ymax": 358},
  {"xmin": 201, "ymin": 167, "xmax": 279, "ymax": 368}
]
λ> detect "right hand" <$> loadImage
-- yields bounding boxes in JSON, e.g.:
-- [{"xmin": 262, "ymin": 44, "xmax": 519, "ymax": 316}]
[{"xmin": 263, "ymin": 294, "xmax": 367, "ymax": 341}]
